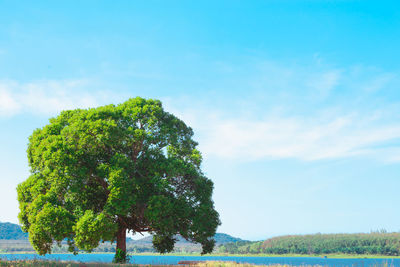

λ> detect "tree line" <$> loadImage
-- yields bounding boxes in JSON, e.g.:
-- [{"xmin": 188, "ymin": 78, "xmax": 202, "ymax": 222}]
[{"xmin": 218, "ymin": 233, "xmax": 400, "ymax": 255}]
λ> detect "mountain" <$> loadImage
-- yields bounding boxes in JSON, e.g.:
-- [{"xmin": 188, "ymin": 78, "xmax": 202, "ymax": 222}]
[
  {"xmin": 0, "ymin": 221, "xmax": 246, "ymax": 246},
  {"xmin": 214, "ymin": 233, "xmax": 245, "ymax": 244},
  {"xmin": 0, "ymin": 222, "xmax": 28, "ymax": 240},
  {"xmin": 132, "ymin": 233, "xmax": 246, "ymax": 245}
]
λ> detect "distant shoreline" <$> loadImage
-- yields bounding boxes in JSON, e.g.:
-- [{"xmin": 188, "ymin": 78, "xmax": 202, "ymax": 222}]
[{"xmin": 1, "ymin": 252, "xmax": 400, "ymax": 259}]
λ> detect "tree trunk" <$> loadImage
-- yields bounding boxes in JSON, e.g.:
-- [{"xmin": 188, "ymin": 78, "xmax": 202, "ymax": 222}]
[{"xmin": 116, "ymin": 226, "xmax": 127, "ymax": 253}]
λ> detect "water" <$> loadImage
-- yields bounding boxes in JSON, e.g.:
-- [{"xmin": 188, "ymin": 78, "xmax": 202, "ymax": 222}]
[{"xmin": 0, "ymin": 254, "xmax": 399, "ymax": 266}]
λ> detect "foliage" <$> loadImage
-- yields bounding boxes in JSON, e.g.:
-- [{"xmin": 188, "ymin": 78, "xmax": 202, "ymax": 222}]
[
  {"xmin": 112, "ymin": 248, "xmax": 130, "ymax": 263},
  {"xmin": 218, "ymin": 233, "xmax": 400, "ymax": 256},
  {"xmin": 17, "ymin": 97, "xmax": 220, "ymax": 257}
]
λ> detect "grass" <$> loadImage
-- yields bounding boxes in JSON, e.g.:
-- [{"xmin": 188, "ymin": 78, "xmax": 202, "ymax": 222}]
[
  {"xmin": 198, "ymin": 262, "xmax": 323, "ymax": 267},
  {"xmin": 0, "ymin": 260, "xmax": 326, "ymax": 267},
  {"xmin": 0, "ymin": 260, "xmax": 396, "ymax": 267},
  {"xmin": 0, "ymin": 259, "xmax": 136, "ymax": 267},
  {"xmin": 2, "ymin": 252, "xmax": 400, "ymax": 259},
  {"xmin": 197, "ymin": 261, "xmax": 396, "ymax": 267}
]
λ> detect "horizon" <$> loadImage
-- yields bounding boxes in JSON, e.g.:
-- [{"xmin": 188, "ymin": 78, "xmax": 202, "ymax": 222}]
[
  {"xmin": 1, "ymin": 0, "xmax": 400, "ymax": 242},
  {"xmin": 1, "ymin": 220, "xmax": 397, "ymax": 242}
]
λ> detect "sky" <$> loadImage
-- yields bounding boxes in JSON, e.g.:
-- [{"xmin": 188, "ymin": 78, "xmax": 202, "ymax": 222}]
[{"xmin": 0, "ymin": 0, "xmax": 400, "ymax": 241}]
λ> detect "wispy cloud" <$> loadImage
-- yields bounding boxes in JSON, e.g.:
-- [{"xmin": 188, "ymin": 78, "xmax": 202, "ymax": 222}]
[
  {"xmin": 0, "ymin": 87, "xmax": 20, "ymax": 115},
  {"xmin": 164, "ymin": 62, "xmax": 400, "ymax": 163},
  {"xmin": 190, "ymin": 112, "xmax": 400, "ymax": 162},
  {"xmin": 0, "ymin": 79, "xmax": 119, "ymax": 117},
  {"xmin": 307, "ymin": 70, "xmax": 341, "ymax": 100},
  {"xmin": 1, "ymin": 61, "xmax": 399, "ymax": 163}
]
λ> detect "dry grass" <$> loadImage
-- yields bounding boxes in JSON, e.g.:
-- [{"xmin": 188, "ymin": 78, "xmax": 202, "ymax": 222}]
[
  {"xmin": 0, "ymin": 260, "xmax": 395, "ymax": 267},
  {"xmin": 198, "ymin": 262, "xmax": 323, "ymax": 267},
  {"xmin": 0, "ymin": 259, "xmax": 136, "ymax": 267},
  {"xmin": 0, "ymin": 260, "xmax": 322, "ymax": 267}
]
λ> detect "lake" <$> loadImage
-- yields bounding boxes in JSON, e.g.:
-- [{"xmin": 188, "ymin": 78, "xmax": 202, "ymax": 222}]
[{"xmin": 0, "ymin": 254, "xmax": 399, "ymax": 266}]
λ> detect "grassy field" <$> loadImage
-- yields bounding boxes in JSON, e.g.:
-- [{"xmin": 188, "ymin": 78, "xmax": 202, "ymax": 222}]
[
  {"xmin": 2, "ymin": 252, "xmax": 400, "ymax": 259},
  {"xmin": 138, "ymin": 253, "xmax": 400, "ymax": 259},
  {"xmin": 0, "ymin": 260, "xmax": 393, "ymax": 267},
  {"xmin": 0, "ymin": 259, "xmax": 131, "ymax": 267}
]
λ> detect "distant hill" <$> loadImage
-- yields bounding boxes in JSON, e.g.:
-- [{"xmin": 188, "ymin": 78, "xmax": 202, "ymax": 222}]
[
  {"xmin": 0, "ymin": 222, "xmax": 28, "ymax": 240},
  {"xmin": 214, "ymin": 233, "xmax": 246, "ymax": 244},
  {"xmin": 0, "ymin": 221, "xmax": 244, "ymax": 246},
  {"xmin": 132, "ymin": 233, "xmax": 246, "ymax": 245}
]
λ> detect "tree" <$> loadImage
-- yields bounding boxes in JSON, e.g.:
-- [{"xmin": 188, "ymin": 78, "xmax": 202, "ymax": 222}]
[{"xmin": 17, "ymin": 97, "xmax": 220, "ymax": 263}]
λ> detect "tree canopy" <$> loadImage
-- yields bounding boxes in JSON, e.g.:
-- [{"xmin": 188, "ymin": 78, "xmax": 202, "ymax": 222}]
[{"xmin": 17, "ymin": 97, "xmax": 220, "ymax": 262}]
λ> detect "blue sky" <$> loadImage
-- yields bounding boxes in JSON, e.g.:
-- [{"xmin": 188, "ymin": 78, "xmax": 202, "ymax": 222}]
[{"xmin": 1, "ymin": 0, "xmax": 400, "ymax": 241}]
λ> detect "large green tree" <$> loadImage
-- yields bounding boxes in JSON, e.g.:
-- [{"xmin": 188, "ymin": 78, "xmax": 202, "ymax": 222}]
[{"xmin": 17, "ymin": 97, "xmax": 220, "ymax": 262}]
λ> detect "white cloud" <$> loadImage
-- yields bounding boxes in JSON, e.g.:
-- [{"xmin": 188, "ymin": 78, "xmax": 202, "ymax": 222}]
[
  {"xmin": 307, "ymin": 70, "xmax": 341, "ymax": 99},
  {"xmin": 162, "ymin": 61, "xmax": 400, "ymax": 163},
  {"xmin": 0, "ymin": 87, "xmax": 20, "ymax": 116},
  {"xmin": 173, "ymin": 110, "xmax": 400, "ymax": 162},
  {"xmin": 363, "ymin": 73, "xmax": 395, "ymax": 93},
  {"xmin": 1, "ymin": 61, "xmax": 399, "ymax": 163},
  {"xmin": 0, "ymin": 79, "xmax": 119, "ymax": 117}
]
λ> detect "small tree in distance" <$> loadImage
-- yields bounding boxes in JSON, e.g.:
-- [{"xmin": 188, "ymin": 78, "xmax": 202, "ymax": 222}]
[{"xmin": 17, "ymin": 97, "xmax": 220, "ymax": 263}]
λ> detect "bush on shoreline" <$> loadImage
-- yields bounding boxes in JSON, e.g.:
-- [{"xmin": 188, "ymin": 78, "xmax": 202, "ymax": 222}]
[{"xmin": 219, "ymin": 233, "xmax": 400, "ymax": 256}]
